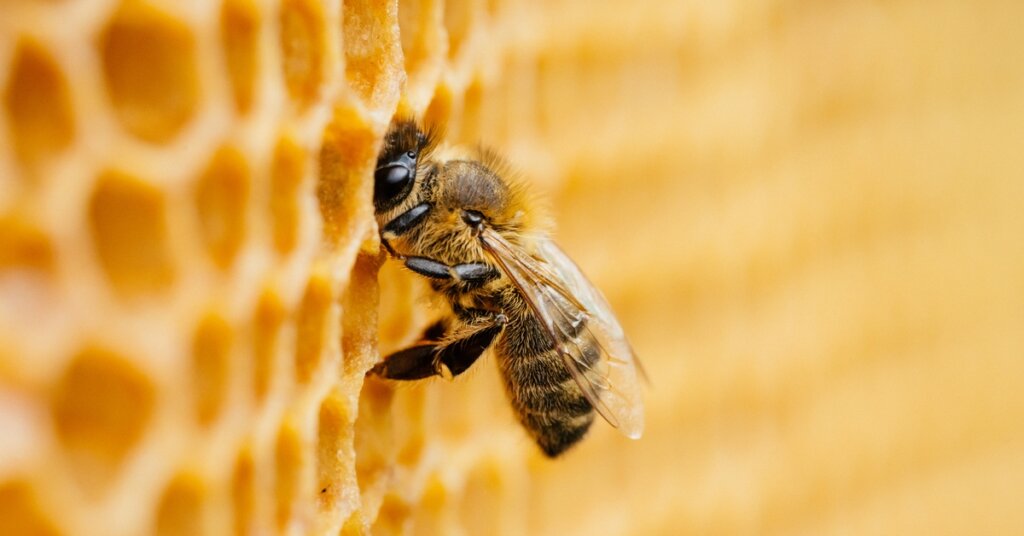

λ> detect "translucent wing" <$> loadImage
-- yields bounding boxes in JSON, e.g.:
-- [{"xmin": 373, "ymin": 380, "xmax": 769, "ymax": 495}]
[{"xmin": 480, "ymin": 228, "xmax": 645, "ymax": 439}]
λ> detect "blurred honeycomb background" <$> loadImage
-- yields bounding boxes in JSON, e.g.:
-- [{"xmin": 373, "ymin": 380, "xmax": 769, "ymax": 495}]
[{"xmin": 1, "ymin": 0, "xmax": 1023, "ymax": 534}]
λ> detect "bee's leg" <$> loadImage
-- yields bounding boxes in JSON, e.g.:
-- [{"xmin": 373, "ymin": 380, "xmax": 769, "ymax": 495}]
[
  {"xmin": 403, "ymin": 257, "xmax": 453, "ymax": 279},
  {"xmin": 451, "ymin": 262, "xmax": 500, "ymax": 283},
  {"xmin": 421, "ymin": 318, "xmax": 448, "ymax": 342},
  {"xmin": 382, "ymin": 203, "xmax": 432, "ymax": 238},
  {"xmin": 433, "ymin": 314, "xmax": 506, "ymax": 377},
  {"xmin": 369, "ymin": 314, "xmax": 506, "ymax": 381},
  {"xmin": 401, "ymin": 257, "xmax": 499, "ymax": 285},
  {"xmin": 380, "ymin": 203, "xmax": 433, "ymax": 260},
  {"xmin": 367, "ymin": 344, "xmax": 438, "ymax": 380},
  {"xmin": 381, "ymin": 237, "xmax": 403, "ymax": 259}
]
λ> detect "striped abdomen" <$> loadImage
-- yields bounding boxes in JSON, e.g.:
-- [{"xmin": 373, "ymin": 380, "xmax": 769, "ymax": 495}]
[{"xmin": 496, "ymin": 307, "xmax": 601, "ymax": 457}]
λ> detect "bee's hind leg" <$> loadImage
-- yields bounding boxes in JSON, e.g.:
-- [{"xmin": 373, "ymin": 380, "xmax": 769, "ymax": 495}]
[
  {"xmin": 421, "ymin": 318, "xmax": 448, "ymax": 342},
  {"xmin": 369, "ymin": 313, "xmax": 506, "ymax": 381}
]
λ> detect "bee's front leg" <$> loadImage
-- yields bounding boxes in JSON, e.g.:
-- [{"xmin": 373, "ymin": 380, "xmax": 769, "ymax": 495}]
[
  {"xmin": 369, "ymin": 313, "xmax": 507, "ymax": 381},
  {"xmin": 401, "ymin": 256, "xmax": 499, "ymax": 284},
  {"xmin": 379, "ymin": 202, "xmax": 433, "ymax": 260}
]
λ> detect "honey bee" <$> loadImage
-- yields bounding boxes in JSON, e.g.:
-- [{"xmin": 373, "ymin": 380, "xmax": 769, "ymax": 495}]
[{"xmin": 369, "ymin": 119, "xmax": 645, "ymax": 456}]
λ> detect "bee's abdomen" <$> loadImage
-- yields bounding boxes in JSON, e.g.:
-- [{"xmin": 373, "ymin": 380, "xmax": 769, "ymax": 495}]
[{"xmin": 498, "ymin": 315, "xmax": 601, "ymax": 457}]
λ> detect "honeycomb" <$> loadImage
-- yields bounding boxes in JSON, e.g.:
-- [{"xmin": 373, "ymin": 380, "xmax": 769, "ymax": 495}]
[{"xmin": 1, "ymin": 1, "xmax": 1023, "ymax": 535}]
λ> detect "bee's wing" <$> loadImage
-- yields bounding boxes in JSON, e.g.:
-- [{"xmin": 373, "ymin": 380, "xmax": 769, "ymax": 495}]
[{"xmin": 480, "ymin": 229, "xmax": 645, "ymax": 439}]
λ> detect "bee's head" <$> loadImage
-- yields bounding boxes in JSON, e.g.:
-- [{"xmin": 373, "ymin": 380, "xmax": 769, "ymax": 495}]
[
  {"xmin": 373, "ymin": 120, "xmax": 544, "ymax": 260},
  {"xmin": 398, "ymin": 158, "xmax": 521, "ymax": 264},
  {"xmin": 434, "ymin": 159, "xmax": 513, "ymax": 229}
]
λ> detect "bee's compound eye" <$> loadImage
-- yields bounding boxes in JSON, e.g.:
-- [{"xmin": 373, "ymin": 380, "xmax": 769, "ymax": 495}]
[
  {"xmin": 374, "ymin": 163, "xmax": 413, "ymax": 206},
  {"xmin": 374, "ymin": 150, "xmax": 418, "ymax": 209}
]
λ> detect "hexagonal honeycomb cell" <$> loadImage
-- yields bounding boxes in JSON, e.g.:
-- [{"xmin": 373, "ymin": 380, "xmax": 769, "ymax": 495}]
[
  {"xmin": 154, "ymin": 473, "xmax": 206, "ymax": 536},
  {"xmin": 293, "ymin": 272, "xmax": 332, "ymax": 383},
  {"xmin": 3, "ymin": 38, "xmax": 74, "ymax": 170},
  {"xmin": 195, "ymin": 146, "xmax": 250, "ymax": 270},
  {"xmin": 230, "ymin": 447, "xmax": 260, "ymax": 536},
  {"xmin": 269, "ymin": 134, "xmax": 306, "ymax": 255},
  {"xmin": 2, "ymin": 1, "xmax": 1024, "ymax": 534},
  {"xmin": 315, "ymin": 391, "xmax": 350, "ymax": 515},
  {"xmin": 396, "ymin": 0, "xmax": 444, "ymax": 110},
  {"xmin": 51, "ymin": 346, "xmax": 155, "ymax": 495},
  {"xmin": 98, "ymin": 1, "xmax": 200, "ymax": 143},
  {"xmin": 278, "ymin": 0, "xmax": 326, "ymax": 109},
  {"xmin": 274, "ymin": 420, "xmax": 312, "ymax": 532},
  {"xmin": 220, "ymin": 0, "xmax": 261, "ymax": 114},
  {"xmin": 251, "ymin": 287, "xmax": 286, "ymax": 405},
  {"xmin": 317, "ymin": 107, "xmax": 377, "ymax": 244},
  {"xmin": 88, "ymin": 170, "xmax": 175, "ymax": 297},
  {"xmin": 191, "ymin": 312, "xmax": 233, "ymax": 427},
  {"xmin": 342, "ymin": 0, "xmax": 402, "ymax": 111}
]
